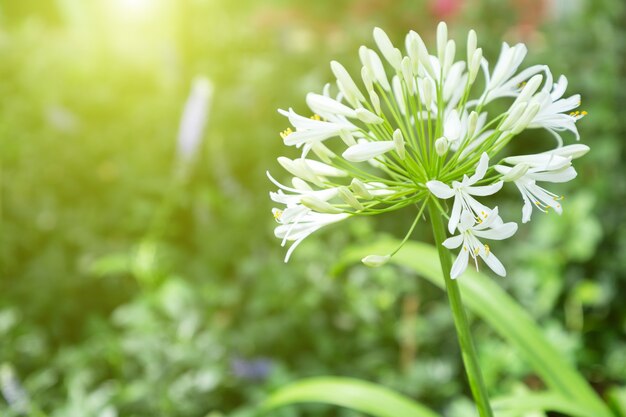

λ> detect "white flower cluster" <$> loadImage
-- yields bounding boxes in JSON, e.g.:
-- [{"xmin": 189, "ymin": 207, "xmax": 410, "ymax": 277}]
[{"xmin": 269, "ymin": 23, "xmax": 588, "ymax": 278}]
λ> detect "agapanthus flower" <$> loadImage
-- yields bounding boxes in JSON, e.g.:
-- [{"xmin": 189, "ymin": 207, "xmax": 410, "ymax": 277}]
[{"xmin": 269, "ymin": 22, "xmax": 587, "ymax": 278}]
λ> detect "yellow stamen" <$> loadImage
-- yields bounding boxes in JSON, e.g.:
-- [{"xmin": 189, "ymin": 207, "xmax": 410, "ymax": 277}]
[
  {"xmin": 273, "ymin": 210, "xmax": 283, "ymax": 221},
  {"xmin": 280, "ymin": 127, "xmax": 293, "ymax": 139},
  {"xmin": 310, "ymin": 114, "xmax": 321, "ymax": 121},
  {"xmin": 484, "ymin": 244, "xmax": 490, "ymax": 255}
]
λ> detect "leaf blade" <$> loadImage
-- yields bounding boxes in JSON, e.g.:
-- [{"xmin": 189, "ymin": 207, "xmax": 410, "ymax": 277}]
[
  {"xmin": 338, "ymin": 239, "xmax": 611, "ymax": 417},
  {"xmin": 262, "ymin": 377, "xmax": 441, "ymax": 417}
]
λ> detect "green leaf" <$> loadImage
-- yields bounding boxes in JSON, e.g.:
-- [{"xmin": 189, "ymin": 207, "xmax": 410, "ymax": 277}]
[
  {"xmin": 337, "ymin": 239, "xmax": 612, "ymax": 417},
  {"xmin": 262, "ymin": 377, "xmax": 441, "ymax": 417},
  {"xmin": 607, "ymin": 387, "xmax": 626, "ymax": 417},
  {"xmin": 493, "ymin": 392, "xmax": 599, "ymax": 417}
]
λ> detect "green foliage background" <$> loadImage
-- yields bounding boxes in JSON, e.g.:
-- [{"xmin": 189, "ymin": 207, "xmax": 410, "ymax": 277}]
[{"xmin": 1, "ymin": 0, "xmax": 624, "ymax": 416}]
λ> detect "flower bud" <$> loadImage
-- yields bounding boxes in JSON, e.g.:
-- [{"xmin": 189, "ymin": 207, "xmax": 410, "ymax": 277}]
[
  {"xmin": 361, "ymin": 254, "xmax": 391, "ymax": 267},
  {"xmin": 500, "ymin": 102, "xmax": 527, "ymax": 131},
  {"xmin": 338, "ymin": 186, "xmax": 364, "ymax": 211},
  {"xmin": 467, "ymin": 29, "xmax": 477, "ymax": 64},
  {"xmin": 467, "ymin": 111, "xmax": 479, "ymax": 139},
  {"xmin": 443, "ymin": 40, "xmax": 456, "ymax": 78},
  {"xmin": 356, "ymin": 108, "xmax": 384, "ymax": 124},
  {"xmin": 514, "ymin": 73, "xmax": 543, "ymax": 105},
  {"xmin": 300, "ymin": 196, "xmax": 342, "ymax": 214},
  {"xmin": 420, "ymin": 77, "xmax": 434, "ymax": 107},
  {"xmin": 407, "ymin": 31, "xmax": 436, "ymax": 80},
  {"xmin": 343, "ymin": 140, "xmax": 395, "ymax": 162},
  {"xmin": 469, "ymin": 48, "xmax": 482, "ymax": 84},
  {"xmin": 437, "ymin": 21, "xmax": 448, "ymax": 64},
  {"xmin": 369, "ymin": 90, "xmax": 382, "ymax": 115},
  {"xmin": 350, "ymin": 178, "xmax": 373, "ymax": 199},
  {"xmin": 311, "ymin": 141, "xmax": 336, "ymax": 164},
  {"xmin": 373, "ymin": 27, "xmax": 403, "ymax": 70},
  {"xmin": 278, "ymin": 157, "xmax": 318, "ymax": 183},
  {"xmin": 435, "ymin": 137, "xmax": 449, "ymax": 156},
  {"xmin": 401, "ymin": 57, "xmax": 415, "ymax": 95},
  {"xmin": 393, "ymin": 129, "xmax": 406, "ymax": 159},
  {"xmin": 361, "ymin": 66, "xmax": 374, "ymax": 93},
  {"xmin": 511, "ymin": 103, "xmax": 541, "ymax": 134},
  {"xmin": 392, "ymin": 76, "xmax": 406, "ymax": 115},
  {"xmin": 361, "ymin": 48, "xmax": 391, "ymax": 91},
  {"xmin": 331, "ymin": 61, "xmax": 365, "ymax": 106}
]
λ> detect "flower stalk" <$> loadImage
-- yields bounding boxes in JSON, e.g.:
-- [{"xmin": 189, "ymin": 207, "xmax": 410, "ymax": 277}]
[{"xmin": 428, "ymin": 198, "xmax": 494, "ymax": 417}]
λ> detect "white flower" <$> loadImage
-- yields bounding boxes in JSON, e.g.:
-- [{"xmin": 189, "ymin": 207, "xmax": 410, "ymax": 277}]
[
  {"xmin": 269, "ymin": 24, "xmax": 587, "ymax": 270},
  {"xmin": 278, "ymin": 108, "xmax": 357, "ymax": 148},
  {"xmin": 443, "ymin": 209, "xmax": 518, "ymax": 278},
  {"xmin": 427, "ymin": 153, "xmax": 503, "ymax": 233},
  {"xmin": 480, "ymin": 43, "xmax": 546, "ymax": 104},
  {"xmin": 273, "ymin": 207, "xmax": 350, "ymax": 262},
  {"xmin": 495, "ymin": 153, "xmax": 577, "ymax": 223},
  {"xmin": 527, "ymin": 75, "xmax": 585, "ymax": 145}
]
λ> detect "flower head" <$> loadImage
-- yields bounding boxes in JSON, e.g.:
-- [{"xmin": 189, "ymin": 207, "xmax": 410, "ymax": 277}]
[{"xmin": 269, "ymin": 23, "xmax": 587, "ymax": 278}]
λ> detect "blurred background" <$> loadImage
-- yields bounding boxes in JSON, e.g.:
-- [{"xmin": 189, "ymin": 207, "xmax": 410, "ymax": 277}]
[{"xmin": 1, "ymin": 0, "xmax": 625, "ymax": 416}]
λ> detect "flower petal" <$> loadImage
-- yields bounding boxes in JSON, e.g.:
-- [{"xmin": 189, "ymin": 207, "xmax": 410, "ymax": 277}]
[
  {"xmin": 480, "ymin": 251, "xmax": 506, "ymax": 277},
  {"xmin": 448, "ymin": 195, "xmax": 462, "ymax": 234},
  {"xmin": 473, "ymin": 222, "xmax": 518, "ymax": 240},
  {"xmin": 450, "ymin": 248, "xmax": 469, "ymax": 279},
  {"xmin": 443, "ymin": 234, "xmax": 464, "ymax": 249},
  {"xmin": 444, "ymin": 109, "xmax": 461, "ymax": 141},
  {"xmin": 468, "ymin": 152, "xmax": 490, "ymax": 184},
  {"xmin": 426, "ymin": 180, "xmax": 455, "ymax": 199},
  {"xmin": 466, "ymin": 181, "xmax": 503, "ymax": 196}
]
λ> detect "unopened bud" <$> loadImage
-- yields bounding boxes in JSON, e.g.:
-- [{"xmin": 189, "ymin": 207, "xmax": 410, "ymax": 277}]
[
  {"xmin": 443, "ymin": 40, "xmax": 456, "ymax": 78},
  {"xmin": 469, "ymin": 48, "xmax": 482, "ymax": 84},
  {"xmin": 392, "ymin": 76, "xmax": 406, "ymax": 115},
  {"xmin": 435, "ymin": 137, "xmax": 449, "ymax": 156},
  {"xmin": 311, "ymin": 141, "xmax": 336, "ymax": 164},
  {"xmin": 351, "ymin": 178, "xmax": 373, "ymax": 199},
  {"xmin": 467, "ymin": 111, "xmax": 479, "ymax": 138},
  {"xmin": 369, "ymin": 90, "xmax": 382, "ymax": 115},
  {"xmin": 514, "ymin": 74, "xmax": 543, "ymax": 105},
  {"xmin": 467, "ymin": 29, "xmax": 477, "ymax": 63},
  {"xmin": 408, "ymin": 31, "xmax": 436, "ymax": 80},
  {"xmin": 361, "ymin": 66, "xmax": 374, "ymax": 93},
  {"xmin": 338, "ymin": 186, "xmax": 364, "ymax": 211},
  {"xmin": 436, "ymin": 21, "xmax": 448, "ymax": 64},
  {"xmin": 300, "ymin": 196, "xmax": 342, "ymax": 214},
  {"xmin": 393, "ymin": 129, "xmax": 406, "ymax": 159},
  {"xmin": 361, "ymin": 254, "xmax": 391, "ymax": 267},
  {"xmin": 500, "ymin": 102, "xmax": 527, "ymax": 131},
  {"xmin": 373, "ymin": 27, "xmax": 402, "ymax": 70},
  {"xmin": 356, "ymin": 108, "xmax": 384, "ymax": 124},
  {"xmin": 401, "ymin": 57, "xmax": 415, "ymax": 95},
  {"xmin": 421, "ymin": 77, "xmax": 434, "ymax": 107},
  {"xmin": 331, "ymin": 61, "xmax": 365, "ymax": 106},
  {"xmin": 511, "ymin": 103, "xmax": 541, "ymax": 134}
]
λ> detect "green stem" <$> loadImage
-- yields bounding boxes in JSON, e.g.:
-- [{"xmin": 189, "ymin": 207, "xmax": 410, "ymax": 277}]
[{"xmin": 427, "ymin": 199, "xmax": 494, "ymax": 417}]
